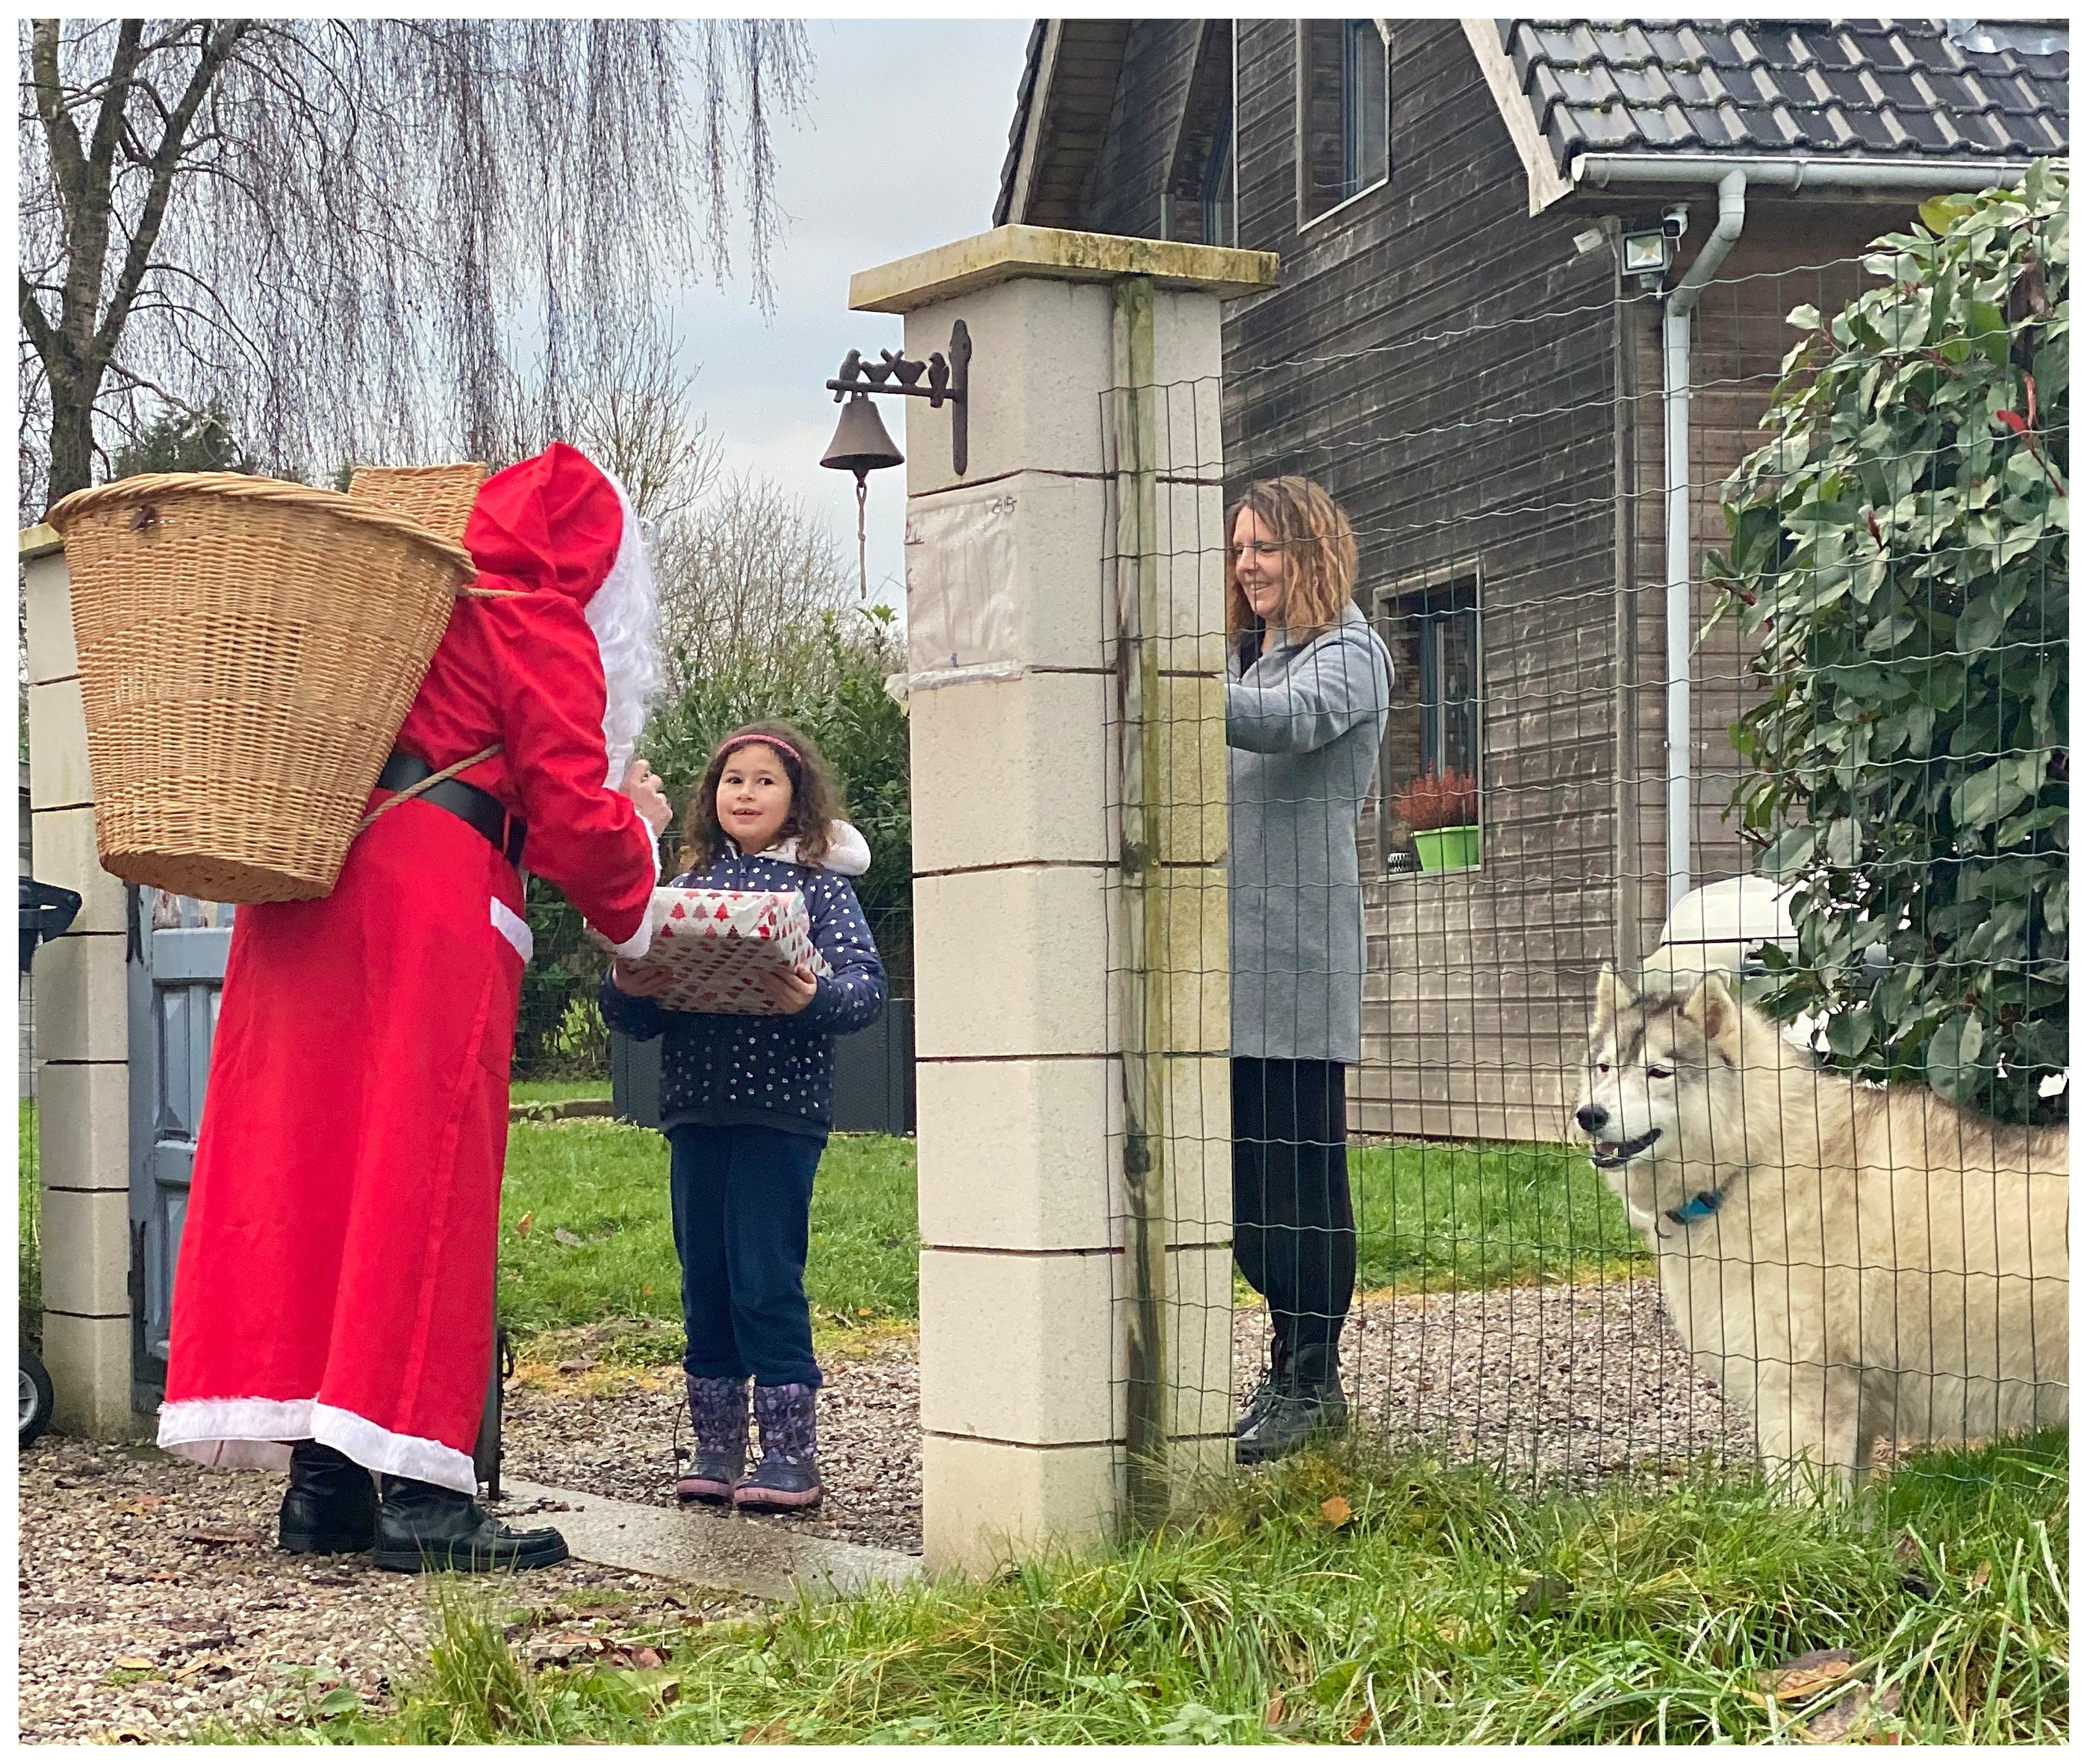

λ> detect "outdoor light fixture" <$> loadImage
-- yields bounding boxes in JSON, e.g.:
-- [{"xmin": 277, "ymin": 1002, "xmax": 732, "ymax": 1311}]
[
  {"xmin": 1621, "ymin": 229, "xmax": 1672, "ymax": 281},
  {"xmin": 820, "ymin": 320, "xmax": 972, "ymax": 596}
]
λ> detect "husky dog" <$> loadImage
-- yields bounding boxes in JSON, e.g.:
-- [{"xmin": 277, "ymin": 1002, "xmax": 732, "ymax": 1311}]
[{"xmin": 1574, "ymin": 964, "xmax": 2067, "ymax": 1492}]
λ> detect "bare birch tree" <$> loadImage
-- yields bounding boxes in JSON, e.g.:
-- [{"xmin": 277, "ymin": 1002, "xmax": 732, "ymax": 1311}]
[{"xmin": 18, "ymin": 17, "xmax": 809, "ymax": 515}]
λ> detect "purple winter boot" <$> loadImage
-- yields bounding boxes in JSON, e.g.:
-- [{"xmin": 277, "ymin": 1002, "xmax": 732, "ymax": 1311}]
[
  {"xmin": 735, "ymin": 1382, "xmax": 824, "ymax": 1513},
  {"xmin": 675, "ymin": 1374, "xmax": 750, "ymax": 1505}
]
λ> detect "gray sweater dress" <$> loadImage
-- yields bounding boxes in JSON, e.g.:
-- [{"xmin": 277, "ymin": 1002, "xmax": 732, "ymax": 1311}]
[{"xmin": 1226, "ymin": 602, "xmax": 1394, "ymax": 1064}]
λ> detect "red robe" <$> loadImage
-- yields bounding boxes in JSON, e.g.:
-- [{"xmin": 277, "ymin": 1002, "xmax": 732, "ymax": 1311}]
[{"xmin": 158, "ymin": 450, "xmax": 656, "ymax": 1492}]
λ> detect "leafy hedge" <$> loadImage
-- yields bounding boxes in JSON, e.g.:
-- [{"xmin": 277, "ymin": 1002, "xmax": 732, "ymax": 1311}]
[{"xmin": 1708, "ymin": 160, "xmax": 2067, "ymax": 1124}]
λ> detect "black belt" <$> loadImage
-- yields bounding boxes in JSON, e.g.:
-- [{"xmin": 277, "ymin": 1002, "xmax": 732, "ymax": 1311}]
[{"xmin": 376, "ymin": 750, "xmax": 528, "ymax": 867}]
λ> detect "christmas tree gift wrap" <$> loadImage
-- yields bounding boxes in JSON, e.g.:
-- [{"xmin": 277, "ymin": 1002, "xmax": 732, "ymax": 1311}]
[{"xmin": 600, "ymin": 888, "xmax": 830, "ymax": 1015}]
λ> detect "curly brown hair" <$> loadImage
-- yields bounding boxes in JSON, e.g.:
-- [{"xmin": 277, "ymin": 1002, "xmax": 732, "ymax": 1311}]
[
  {"xmin": 677, "ymin": 720, "xmax": 847, "ymax": 873},
  {"xmin": 1225, "ymin": 476, "xmax": 1359, "ymax": 643}
]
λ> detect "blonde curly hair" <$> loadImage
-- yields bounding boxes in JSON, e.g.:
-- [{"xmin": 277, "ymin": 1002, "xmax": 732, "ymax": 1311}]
[{"xmin": 1225, "ymin": 476, "xmax": 1359, "ymax": 643}]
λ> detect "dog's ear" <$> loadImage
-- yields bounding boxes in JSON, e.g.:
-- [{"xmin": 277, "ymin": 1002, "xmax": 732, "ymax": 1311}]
[
  {"xmin": 1682, "ymin": 968, "xmax": 1740, "ymax": 1055},
  {"xmin": 1593, "ymin": 962, "xmax": 1634, "ymax": 1033}
]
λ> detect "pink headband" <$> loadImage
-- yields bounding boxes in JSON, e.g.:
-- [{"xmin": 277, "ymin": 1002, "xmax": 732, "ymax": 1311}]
[{"xmin": 717, "ymin": 732, "xmax": 803, "ymax": 771}]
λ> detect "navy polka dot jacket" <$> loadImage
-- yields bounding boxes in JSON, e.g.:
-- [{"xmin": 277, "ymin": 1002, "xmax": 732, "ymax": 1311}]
[{"xmin": 598, "ymin": 846, "xmax": 887, "ymax": 1141}]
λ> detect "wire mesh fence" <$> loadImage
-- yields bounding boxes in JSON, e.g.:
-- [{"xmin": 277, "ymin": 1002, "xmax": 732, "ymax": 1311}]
[{"xmin": 1096, "ymin": 223, "xmax": 2067, "ymax": 1518}]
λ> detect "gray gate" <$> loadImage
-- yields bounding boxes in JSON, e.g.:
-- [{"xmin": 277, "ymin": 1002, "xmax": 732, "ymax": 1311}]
[{"xmin": 127, "ymin": 888, "xmax": 231, "ymax": 1412}]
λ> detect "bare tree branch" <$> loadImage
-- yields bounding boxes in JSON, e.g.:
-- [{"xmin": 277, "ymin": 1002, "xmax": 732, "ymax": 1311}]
[{"xmin": 19, "ymin": 18, "xmax": 812, "ymax": 513}]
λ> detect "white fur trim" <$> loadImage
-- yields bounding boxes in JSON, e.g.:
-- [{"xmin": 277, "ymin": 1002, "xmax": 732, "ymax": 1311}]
[
  {"xmin": 607, "ymin": 844, "xmax": 661, "ymax": 960},
  {"xmin": 586, "ymin": 470, "xmax": 665, "ymax": 788},
  {"xmin": 491, "ymin": 897, "xmax": 534, "ymax": 962},
  {"xmin": 611, "ymin": 906, "xmax": 656, "ymax": 962},
  {"xmin": 155, "ymin": 1397, "xmax": 479, "ymax": 1492},
  {"xmin": 761, "ymin": 820, "xmax": 871, "ymax": 875}
]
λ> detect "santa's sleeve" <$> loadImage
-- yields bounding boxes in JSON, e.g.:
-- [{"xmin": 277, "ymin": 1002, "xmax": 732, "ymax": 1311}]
[{"xmin": 483, "ymin": 595, "xmax": 659, "ymax": 953}]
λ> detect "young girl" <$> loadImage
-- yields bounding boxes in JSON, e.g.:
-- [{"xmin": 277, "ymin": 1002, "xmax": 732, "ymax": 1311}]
[{"xmin": 600, "ymin": 722, "xmax": 886, "ymax": 1512}]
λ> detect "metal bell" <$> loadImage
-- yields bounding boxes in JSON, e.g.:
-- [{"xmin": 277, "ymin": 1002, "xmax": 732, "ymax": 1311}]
[{"xmin": 820, "ymin": 393, "xmax": 903, "ymax": 479}]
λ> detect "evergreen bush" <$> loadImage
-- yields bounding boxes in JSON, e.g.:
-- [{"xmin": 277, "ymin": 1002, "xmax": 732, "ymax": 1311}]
[{"xmin": 1708, "ymin": 160, "xmax": 2067, "ymax": 1123}]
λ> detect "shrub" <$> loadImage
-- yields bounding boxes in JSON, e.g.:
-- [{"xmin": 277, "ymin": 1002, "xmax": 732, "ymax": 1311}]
[
  {"xmin": 1390, "ymin": 768, "xmax": 1478, "ymax": 832},
  {"xmin": 1707, "ymin": 160, "xmax": 2067, "ymax": 1123}
]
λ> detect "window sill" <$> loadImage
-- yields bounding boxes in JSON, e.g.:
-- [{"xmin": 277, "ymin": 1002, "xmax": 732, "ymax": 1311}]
[{"xmin": 1298, "ymin": 174, "xmax": 1390, "ymax": 234}]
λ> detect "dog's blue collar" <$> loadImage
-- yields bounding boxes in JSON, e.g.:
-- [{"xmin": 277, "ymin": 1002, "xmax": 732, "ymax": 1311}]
[{"xmin": 1664, "ymin": 1188, "xmax": 1724, "ymax": 1227}]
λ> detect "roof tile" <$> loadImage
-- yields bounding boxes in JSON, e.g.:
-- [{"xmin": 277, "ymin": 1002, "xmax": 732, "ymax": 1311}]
[{"xmin": 1510, "ymin": 15, "xmax": 2068, "ymax": 170}]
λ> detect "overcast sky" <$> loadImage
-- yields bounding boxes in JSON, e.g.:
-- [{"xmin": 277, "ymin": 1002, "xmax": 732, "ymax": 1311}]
[{"xmin": 662, "ymin": 17, "xmax": 1033, "ymax": 607}]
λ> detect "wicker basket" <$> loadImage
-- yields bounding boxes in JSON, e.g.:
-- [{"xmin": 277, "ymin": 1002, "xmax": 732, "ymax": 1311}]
[
  {"xmin": 346, "ymin": 462, "xmax": 488, "ymax": 545},
  {"xmin": 46, "ymin": 472, "xmax": 479, "ymax": 903}
]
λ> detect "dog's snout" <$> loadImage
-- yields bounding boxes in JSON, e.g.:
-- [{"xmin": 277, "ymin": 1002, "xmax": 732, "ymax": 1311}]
[{"xmin": 1575, "ymin": 1103, "xmax": 1608, "ymax": 1135}]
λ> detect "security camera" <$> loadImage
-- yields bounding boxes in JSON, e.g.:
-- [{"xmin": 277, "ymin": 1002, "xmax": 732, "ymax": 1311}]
[{"xmin": 1661, "ymin": 205, "xmax": 1689, "ymax": 240}]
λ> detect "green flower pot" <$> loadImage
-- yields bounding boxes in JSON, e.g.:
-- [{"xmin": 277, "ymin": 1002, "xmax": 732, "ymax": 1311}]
[{"xmin": 1412, "ymin": 825, "xmax": 1481, "ymax": 873}]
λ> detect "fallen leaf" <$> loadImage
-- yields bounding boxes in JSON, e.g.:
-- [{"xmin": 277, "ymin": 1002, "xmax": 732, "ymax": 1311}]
[
  {"xmin": 514, "ymin": 1212, "xmax": 534, "ymax": 1238},
  {"xmin": 1347, "ymin": 1712, "xmax": 1374, "ymax": 1741},
  {"xmin": 1759, "ymin": 1648, "xmax": 1860, "ymax": 1700},
  {"xmin": 1795, "ymin": 1680, "xmax": 1897, "ymax": 1745},
  {"xmin": 1320, "ymin": 1495, "xmax": 1353, "ymax": 1528},
  {"xmin": 1263, "ymin": 1692, "xmax": 1287, "ymax": 1730},
  {"xmin": 1968, "ymin": 1561, "xmax": 1992, "ymax": 1592},
  {"xmin": 741, "ymin": 1718, "xmax": 794, "ymax": 1744},
  {"xmin": 1514, "ymin": 1575, "xmax": 1573, "ymax": 1618},
  {"xmin": 628, "ymin": 1646, "xmax": 663, "ymax": 1670},
  {"xmin": 112, "ymin": 1656, "xmax": 159, "ymax": 1672}
]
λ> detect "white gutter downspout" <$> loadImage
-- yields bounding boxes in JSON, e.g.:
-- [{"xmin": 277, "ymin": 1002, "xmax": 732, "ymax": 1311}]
[{"xmin": 1659, "ymin": 167, "xmax": 1747, "ymax": 911}]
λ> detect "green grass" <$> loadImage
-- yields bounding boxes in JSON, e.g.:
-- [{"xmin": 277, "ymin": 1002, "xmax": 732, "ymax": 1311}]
[
  {"xmin": 497, "ymin": 1121, "xmax": 918, "ymax": 1363},
  {"xmin": 211, "ymin": 1432, "xmax": 2068, "ymax": 1745},
  {"xmin": 1349, "ymin": 1138, "xmax": 1646, "ymax": 1293},
  {"xmin": 510, "ymin": 1079, "xmax": 614, "ymax": 1105},
  {"xmin": 20, "ymin": 1100, "xmax": 40, "ymax": 1319}
]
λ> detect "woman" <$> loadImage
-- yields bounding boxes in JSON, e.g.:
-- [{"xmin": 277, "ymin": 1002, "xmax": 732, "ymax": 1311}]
[{"xmin": 1225, "ymin": 476, "xmax": 1393, "ymax": 1465}]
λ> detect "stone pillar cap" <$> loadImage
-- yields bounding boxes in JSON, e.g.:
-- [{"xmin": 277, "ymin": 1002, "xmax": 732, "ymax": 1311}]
[
  {"xmin": 850, "ymin": 224, "xmax": 1278, "ymax": 314},
  {"xmin": 20, "ymin": 523, "xmax": 63, "ymax": 561}
]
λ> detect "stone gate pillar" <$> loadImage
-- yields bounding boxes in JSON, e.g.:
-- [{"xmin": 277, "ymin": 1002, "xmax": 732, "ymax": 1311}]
[
  {"xmin": 849, "ymin": 227, "xmax": 1277, "ymax": 1573},
  {"xmin": 22, "ymin": 525, "xmax": 143, "ymax": 1439}
]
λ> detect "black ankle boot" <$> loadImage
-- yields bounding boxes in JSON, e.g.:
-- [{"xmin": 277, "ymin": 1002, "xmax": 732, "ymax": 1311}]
[
  {"xmin": 1236, "ymin": 1337, "xmax": 1294, "ymax": 1438},
  {"xmin": 1235, "ymin": 1343, "xmax": 1349, "ymax": 1467},
  {"xmin": 372, "ymin": 1476, "xmax": 569, "ymax": 1573},
  {"xmin": 279, "ymin": 1440, "xmax": 378, "ymax": 1555}
]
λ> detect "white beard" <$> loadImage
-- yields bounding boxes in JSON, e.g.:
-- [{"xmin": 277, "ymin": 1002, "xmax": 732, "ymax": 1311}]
[{"xmin": 585, "ymin": 476, "xmax": 664, "ymax": 788}]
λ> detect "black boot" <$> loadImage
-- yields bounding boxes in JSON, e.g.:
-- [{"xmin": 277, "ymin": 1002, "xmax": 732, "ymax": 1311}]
[
  {"xmin": 279, "ymin": 1440, "xmax": 379, "ymax": 1555},
  {"xmin": 371, "ymin": 1476, "xmax": 569, "ymax": 1573},
  {"xmin": 1235, "ymin": 1336, "xmax": 1293, "ymax": 1438},
  {"xmin": 1235, "ymin": 1341, "xmax": 1349, "ymax": 1467}
]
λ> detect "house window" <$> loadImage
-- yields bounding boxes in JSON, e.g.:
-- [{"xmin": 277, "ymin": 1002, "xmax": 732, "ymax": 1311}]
[
  {"xmin": 1165, "ymin": 22, "xmax": 1235, "ymax": 247},
  {"xmin": 1298, "ymin": 19, "xmax": 1390, "ymax": 225},
  {"xmin": 1378, "ymin": 579, "xmax": 1481, "ymax": 867}
]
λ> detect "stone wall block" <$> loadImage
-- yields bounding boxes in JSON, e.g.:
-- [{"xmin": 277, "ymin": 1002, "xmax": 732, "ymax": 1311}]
[
  {"xmin": 918, "ymin": 1247, "xmax": 1116, "ymax": 1443},
  {"xmin": 27, "ymin": 679, "xmax": 93, "ymax": 810},
  {"xmin": 920, "ymin": 1435, "xmax": 1119, "ymax": 1574},
  {"xmin": 39, "ymin": 1187, "xmax": 134, "ymax": 1317},
  {"xmin": 35, "ymin": 1062, "xmax": 131, "ymax": 1193},
  {"xmin": 31, "ymin": 933, "xmax": 129, "ymax": 1062},
  {"xmin": 31, "ymin": 804, "xmax": 125, "ymax": 932},
  {"xmin": 913, "ymin": 865, "xmax": 1110, "ymax": 1060},
  {"xmin": 915, "ymin": 1057, "xmax": 1113, "ymax": 1252}
]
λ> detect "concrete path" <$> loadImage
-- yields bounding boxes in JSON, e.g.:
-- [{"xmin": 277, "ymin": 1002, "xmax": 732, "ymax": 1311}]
[{"xmin": 496, "ymin": 1478, "xmax": 924, "ymax": 1602}]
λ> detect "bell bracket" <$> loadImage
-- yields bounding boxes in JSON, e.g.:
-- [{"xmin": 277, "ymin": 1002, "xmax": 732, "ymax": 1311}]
[{"xmin": 826, "ymin": 320, "xmax": 971, "ymax": 476}]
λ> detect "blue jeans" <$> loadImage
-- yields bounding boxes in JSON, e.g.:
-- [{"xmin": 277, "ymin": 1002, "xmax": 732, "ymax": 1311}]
[{"xmin": 668, "ymin": 1123, "xmax": 824, "ymax": 1389}]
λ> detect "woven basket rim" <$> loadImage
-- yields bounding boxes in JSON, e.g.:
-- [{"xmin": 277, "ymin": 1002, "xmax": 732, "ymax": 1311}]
[
  {"xmin": 47, "ymin": 471, "xmax": 476, "ymax": 575},
  {"xmin": 349, "ymin": 461, "xmax": 489, "ymax": 480}
]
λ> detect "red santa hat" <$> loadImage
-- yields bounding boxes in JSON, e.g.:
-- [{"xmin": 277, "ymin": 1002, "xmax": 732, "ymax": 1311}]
[{"xmin": 464, "ymin": 440, "xmax": 664, "ymax": 786}]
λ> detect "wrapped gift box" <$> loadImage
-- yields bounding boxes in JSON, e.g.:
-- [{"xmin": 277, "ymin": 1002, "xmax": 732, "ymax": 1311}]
[{"xmin": 601, "ymin": 888, "xmax": 829, "ymax": 1015}]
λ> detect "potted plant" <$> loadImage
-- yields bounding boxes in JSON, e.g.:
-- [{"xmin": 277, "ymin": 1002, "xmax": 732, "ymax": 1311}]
[{"xmin": 1390, "ymin": 769, "xmax": 1480, "ymax": 873}]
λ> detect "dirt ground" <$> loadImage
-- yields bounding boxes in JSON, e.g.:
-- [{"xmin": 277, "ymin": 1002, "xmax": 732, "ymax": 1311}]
[
  {"xmin": 18, "ymin": 1277, "xmax": 1747, "ymax": 1742},
  {"xmin": 14, "ymin": 1435, "xmax": 750, "ymax": 1745}
]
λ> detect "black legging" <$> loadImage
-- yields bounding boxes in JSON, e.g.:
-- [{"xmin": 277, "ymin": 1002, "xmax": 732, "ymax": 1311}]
[{"xmin": 1231, "ymin": 1056, "xmax": 1356, "ymax": 1359}]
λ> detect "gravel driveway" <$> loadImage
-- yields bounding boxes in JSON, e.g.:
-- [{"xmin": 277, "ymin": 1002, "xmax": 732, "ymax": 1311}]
[
  {"xmin": 20, "ymin": 1275, "xmax": 1749, "ymax": 1741},
  {"xmin": 503, "ymin": 1275, "xmax": 1752, "ymax": 1559},
  {"xmin": 15, "ymin": 1435, "xmax": 749, "ymax": 1745}
]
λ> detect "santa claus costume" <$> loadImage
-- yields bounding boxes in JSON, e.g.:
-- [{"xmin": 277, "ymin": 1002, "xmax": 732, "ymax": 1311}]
[{"xmin": 157, "ymin": 442, "xmax": 663, "ymax": 1570}]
